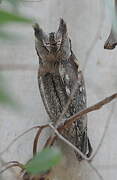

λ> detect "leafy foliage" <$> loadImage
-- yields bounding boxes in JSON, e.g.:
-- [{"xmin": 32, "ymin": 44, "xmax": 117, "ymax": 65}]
[
  {"xmin": 25, "ymin": 148, "xmax": 62, "ymax": 175},
  {"xmin": 0, "ymin": 9, "xmax": 33, "ymax": 25},
  {"xmin": 0, "ymin": 0, "xmax": 33, "ymax": 105},
  {"xmin": 0, "ymin": 75, "xmax": 17, "ymax": 107},
  {"xmin": 0, "ymin": 31, "xmax": 17, "ymax": 40},
  {"xmin": 0, "ymin": 0, "xmax": 61, "ymax": 177},
  {"xmin": 0, "ymin": 0, "xmax": 33, "ymax": 40},
  {"xmin": 0, "ymin": 87, "xmax": 12, "ymax": 105}
]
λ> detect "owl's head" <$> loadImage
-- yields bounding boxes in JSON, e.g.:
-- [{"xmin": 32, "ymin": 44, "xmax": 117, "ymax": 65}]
[{"xmin": 33, "ymin": 19, "xmax": 71, "ymax": 62}]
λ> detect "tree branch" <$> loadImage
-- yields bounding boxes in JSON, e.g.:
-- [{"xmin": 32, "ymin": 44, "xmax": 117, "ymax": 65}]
[
  {"xmin": 46, "ymin": 93, "xmax": 117, "ymax": 147},
  {"xmin": 49, "ymin": 124, "xmax": 104, "ymax": 180},
  {"xmin": 58, "ymin": 93, "xmax": 117, "ymax": 131}
]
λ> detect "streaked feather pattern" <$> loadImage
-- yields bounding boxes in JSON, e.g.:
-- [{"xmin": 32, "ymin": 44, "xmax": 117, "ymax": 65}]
[{"xmin": 33, "ymin": 19, "xmax": 92, "ymax": 160}]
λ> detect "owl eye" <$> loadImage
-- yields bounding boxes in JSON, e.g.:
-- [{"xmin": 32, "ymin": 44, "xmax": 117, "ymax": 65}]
[{"xmin": 43, "ymin": 40, "xmax": 61, "ymax": 48}]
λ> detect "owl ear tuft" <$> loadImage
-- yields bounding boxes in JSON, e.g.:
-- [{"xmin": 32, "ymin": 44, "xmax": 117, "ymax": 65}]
[
  {"xmin": 58, "ymin": 18, "xmax": 67, "ymax": 35},
  {"xmin": 33, "ymin": 23, "xmax": 39, "ymax": 31},
  {"xmin": 33, "ymin": 23, "xmax": 44, "ymax": 40},
  {"xmin": 33, "ymin": 23, "xmax": 40, "ymax": 35}
]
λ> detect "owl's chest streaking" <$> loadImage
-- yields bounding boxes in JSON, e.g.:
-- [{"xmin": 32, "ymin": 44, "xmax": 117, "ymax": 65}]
[
  {"xmin": 38, "ymin": 52, "xmax": 88, "ymax": 157},
  {"xmin": 39, "ymin": 52, "xmax": 86, "ymax": 119},
  {"xmin": 34, "ymin": 19, "xmax": 91, "ymax": 160}
]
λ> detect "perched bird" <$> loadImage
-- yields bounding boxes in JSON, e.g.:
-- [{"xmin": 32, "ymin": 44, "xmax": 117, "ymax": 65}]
[{"xmin": 32, "ymin": 18, "xmax": 92, "ymax": 180}]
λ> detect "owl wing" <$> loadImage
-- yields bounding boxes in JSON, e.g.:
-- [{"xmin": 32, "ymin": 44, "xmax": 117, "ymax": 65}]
[{"xmin": 59, "ymin": 52, "xmax": 92, "ymax": 159}]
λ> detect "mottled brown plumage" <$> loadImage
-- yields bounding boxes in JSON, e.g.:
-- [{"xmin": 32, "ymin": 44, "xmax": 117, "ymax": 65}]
[{"xmin": 33, "ymin": 19, "xmax": 92, "ymax": 160}]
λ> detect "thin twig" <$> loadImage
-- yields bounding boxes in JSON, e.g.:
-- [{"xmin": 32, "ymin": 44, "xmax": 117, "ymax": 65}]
[
  {"xmin": 1, "ymin": 94, "xmax": 116, "ymax": 157},
  {"xmin": 0, "ymin": 125, "xmax": 47, "ymax": 156},
  {"xmin": 90, "ymin": 102, "xmax": 116, "ymax": 161},
  {"xmin": 49, "ymin": 124, "xmax": 89, "ymax": 160},
  {"xmin": 58, "ymin": 93, "xmax": 117, "ymax": 131},
  {"xmin": 1, "ymin": 94, "xmax": 116, "ymax": 179},
  {"xmin": 33, "ymin": 125, "xmax": 50, "ymax": 155},
  {"xmin": 0, "ymin": 158, "xmax": 21, "ymax": 179},
  {"xmin": 49, "ymin": 124, "xmax": 104, "ymax": 180},
  {"xmin": 45, "ymin": 93, "xmax": 117, "ymax": 148},
  {"xmin": 0, "ymin": 161, "xmax": 24, "ymax": 176},
  {"xmin": 89, "ymin": 163, "xmax": 104, "ymax": 180},
  {"xmin": 44, "ymin": 136, "xmax": 54, "ymax": 148}
]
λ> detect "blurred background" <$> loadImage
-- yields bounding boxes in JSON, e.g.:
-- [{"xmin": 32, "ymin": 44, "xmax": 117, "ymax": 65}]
[{"xmin": 0, "ymin": 0, "xmax": 117, "ymax": 179}]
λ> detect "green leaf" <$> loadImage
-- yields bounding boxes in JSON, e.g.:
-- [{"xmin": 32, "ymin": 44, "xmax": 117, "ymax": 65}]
[
  {"xmin": 0, "ymin": 31, "xmax": 18, "ymax": 40},
  {"xmin": 0, "ymin": 87, "xmax": 15, "ymax": 106},
  {"xmin": 0, "ymin": 88, "xmax": 11, "ymax": 103},
  {"xmin": 0, "ymin": 75, "xmax": 19, "ymax": 108},
  {"xmin": 25, "ymin": 148, "xmax": 62, "ymax": 175},
  {"xmin": 0, "ymin": 9, "xmax": 33, "ymax": 24}
]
